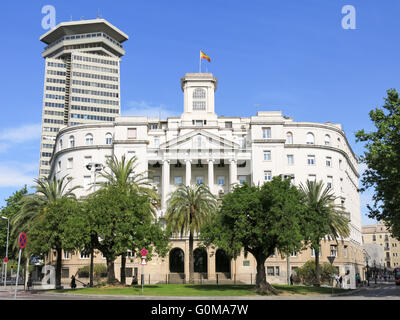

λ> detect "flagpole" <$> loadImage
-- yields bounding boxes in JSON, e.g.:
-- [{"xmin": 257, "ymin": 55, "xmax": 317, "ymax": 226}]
[{"xmin": 199, "ymin": 50, "xmax": 201, "ymax": 73}]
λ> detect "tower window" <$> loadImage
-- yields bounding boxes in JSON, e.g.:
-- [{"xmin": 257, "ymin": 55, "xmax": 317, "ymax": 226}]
[{"xmin": 193, "ymin": 88, "xmax": 206, "ymax": 99}]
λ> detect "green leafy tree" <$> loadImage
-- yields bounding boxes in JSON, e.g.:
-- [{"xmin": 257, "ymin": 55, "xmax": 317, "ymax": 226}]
[
  {"xmin": 200, "ymin": 178, "xmax": 307, "ymax": 294},
  {"xmin": 299, "ymin": 180, "xmax": 350, "ymax": 286},
  {"xmin": 10, "ymin": 175, "xmax": 80, "ymax": 288},
  {"xmin": 28, "ymin": 197, "xmax": 80, "ymax": 288},
  {"xmin": 296, "ymin": 260, "xmax": 337, "ymax": 285},
  {"xmin": 356, "ymin": 89, "xmax": 400, "ymax": 239},
  {"xmin": 99, "ymin": 154, "xmax": 160, "ymax": 284},
  {"xmin": 84, "ymin": 185, "xmax": 169, "ymax": 284},
  {"xmin": 166, "ymin": 183, "xmax": 217, "ymax": 284},
  {"xmin": 0, "ymin": 186, "xmax": 28, "ymax": 259}
]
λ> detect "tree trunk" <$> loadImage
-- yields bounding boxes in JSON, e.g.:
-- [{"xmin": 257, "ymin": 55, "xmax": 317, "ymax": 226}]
[
  {"xmin": 120, "ymin": 253, "xmax": 126, "ymax": 285},
  {"xmin": 314, "ymin": 247, "xmax": 321, "ymax": 287},
  {"xmin": 255, "ymin": 254, "xmax": 278, "ymax": 295},
  {"xmin": 89, "ymin": 247, "xmax": 94, "ymax": 287},
  {"xmin": 106, "ymin": 258, "xmax": 118, "ymax": 285},
  {"xmin": 55, "ymin": 247, "xmax": 62, "ymax": 289},
  {"xmin": 189, "ymin": 230, "xmax": 194, "ymax": 284}
]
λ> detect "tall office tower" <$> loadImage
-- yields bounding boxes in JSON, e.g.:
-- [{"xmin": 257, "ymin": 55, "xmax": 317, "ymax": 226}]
[{"xmin": 38, "ymin": 19, "xmax": 128, "ymax": 177}]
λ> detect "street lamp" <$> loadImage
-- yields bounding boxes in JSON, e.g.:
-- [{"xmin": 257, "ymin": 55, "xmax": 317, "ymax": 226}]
[
  {"xmin": 1, "ymin": 216, "xmax": 9, "ymax": 287},
  {"xmin": 85, "ymin": 162, "xmax": 104, "ymax": 288}
]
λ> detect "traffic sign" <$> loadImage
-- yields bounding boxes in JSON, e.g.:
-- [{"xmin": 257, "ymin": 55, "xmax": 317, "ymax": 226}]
[
  {"xmin": 18, "ymin": 233, "xmax": 27, "ymax": 249},
  {"xmin": 140, "ymin": 248, "xmax": 148, "ymax": 257},
  {"xmin": 141, "ymin": 257, "xmax": 147, "ymax": 265},
  {"xmin": 327, "ymin": 256, "xmax": 335, "ymax": 265},
  {"xmin": 3, "ymin": 257, "xmax": 8, "ymax": 263}
]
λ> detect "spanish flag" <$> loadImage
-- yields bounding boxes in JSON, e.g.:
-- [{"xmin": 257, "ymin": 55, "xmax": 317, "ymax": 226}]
[{"xmin": 200, "ymin": 50, "xmax": 211, "ymax": 62}]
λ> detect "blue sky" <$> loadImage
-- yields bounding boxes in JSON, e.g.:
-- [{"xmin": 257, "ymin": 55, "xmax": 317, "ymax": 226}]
[{"xmin": 1, "ymin": 0, "xmax": 398, "ymax": 225}]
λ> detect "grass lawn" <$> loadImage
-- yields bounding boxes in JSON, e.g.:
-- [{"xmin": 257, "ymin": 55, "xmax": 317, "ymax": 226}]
[{"xmin": 51, "ymin": 284, "xmax": 349, "ymax": 296}]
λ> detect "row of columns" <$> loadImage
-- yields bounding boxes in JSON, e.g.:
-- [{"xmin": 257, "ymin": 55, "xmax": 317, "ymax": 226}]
[{"xmin": 161, "ymin": 159, "xmax": 238, "ymax": 210}]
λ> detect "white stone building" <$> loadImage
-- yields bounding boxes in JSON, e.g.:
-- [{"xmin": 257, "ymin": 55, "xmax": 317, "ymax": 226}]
[{"xmin": 48, "ymin": 73, "xmax": 364, "ymax": 285}]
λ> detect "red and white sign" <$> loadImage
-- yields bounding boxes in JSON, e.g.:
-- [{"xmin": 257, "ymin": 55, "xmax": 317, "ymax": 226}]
[
  {"xmin": 3, "ymin": 257, "xmax": 8, "ymax": 263},
  {"xmin": 140, "ymin": 248, "xmax": 148, "ymax": 257}
]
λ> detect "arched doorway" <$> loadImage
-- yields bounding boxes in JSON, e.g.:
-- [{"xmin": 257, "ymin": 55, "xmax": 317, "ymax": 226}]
[
  {"xmin": 215, "ymin": 249, "xmax": 231, "ymax": 274},
  {"xmin": 194, "ymin": 248, "xmax": 208, "ymax": 273},
  {"xmin": 169, "ymin": 248, "xmax": 185, "ymax": 273}
]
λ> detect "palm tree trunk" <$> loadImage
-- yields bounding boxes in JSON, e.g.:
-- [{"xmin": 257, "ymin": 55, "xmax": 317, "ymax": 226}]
[
  {"xmin": 189, "ymin": 230, "xmax": 194, "ymax": 284},
  {"xmin": 120, "ymin": 253, "xmax": 126, "ymax": 285},
  {"xmin": 89, "ymin": 247, "xmax": 94, "ymax": 287},
  {"xmin": 315, "ymin": 247, "xmax": 321, "ymax": 287},
  {"xmin": 55, "ymin": 247, "xmax": 62, "ymax": 289}
]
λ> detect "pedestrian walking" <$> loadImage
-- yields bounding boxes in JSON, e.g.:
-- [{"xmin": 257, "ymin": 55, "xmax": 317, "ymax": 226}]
[
  {"xmin": 339, "ymin": 275, "xmax": 343, "ymax": 288},
  {"xmin": 27, "ymin": 274, "xmax": 32, "ymax": 291},
  {"xmin": 70, "ymin": 275, "xmax": 76, "ymax": 289},
  {"xmin": 290, "ymin": 274, "xmax": 294, "ymax": 285}
]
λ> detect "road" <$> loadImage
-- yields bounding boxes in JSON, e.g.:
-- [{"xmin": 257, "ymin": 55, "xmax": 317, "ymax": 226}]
[{"xmin": 0, "ymin": 283, "xmax": 398, "ymax": 300}]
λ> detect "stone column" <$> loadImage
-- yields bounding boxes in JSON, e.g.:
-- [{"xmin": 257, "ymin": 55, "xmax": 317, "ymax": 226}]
[
  {"xmin": 208, "ymin": 159, "xmax": 214, "ymax": 193},
  {"xmin": 229, "ymin": 159, "xmax": 237, "ymax": 191},
  {"xmin": 162, "ymin": 159, "xmax": 170, "ymax": 211},
  {"xmin": 185, "ymin": 159, "xmax": 192, "ymax": 186}
]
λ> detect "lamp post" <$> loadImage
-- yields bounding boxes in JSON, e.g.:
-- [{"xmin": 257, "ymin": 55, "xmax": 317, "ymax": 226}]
[
  {"xmin": 1, "ymin": 216, "xmax": 9, "ymax": 287},
  {"xmin": 85, "ymin": 162, "xmax": 104, "ymax": 288}
]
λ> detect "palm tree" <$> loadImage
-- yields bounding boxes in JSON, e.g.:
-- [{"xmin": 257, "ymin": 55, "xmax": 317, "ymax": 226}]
[
  {"xmin": 166, "ymin": 183, "xmax": 218, "ymax": 284},
  {"xmin": 299, "ymin": 180, "xmax": 350, "ymax": 286},
  {"xmin": 11, "ymin": 175, "xmax": 80, "ymax": 288},
  {"xmin": 99, "ymin": 154, "xmax": 159, "ymax": 284}
]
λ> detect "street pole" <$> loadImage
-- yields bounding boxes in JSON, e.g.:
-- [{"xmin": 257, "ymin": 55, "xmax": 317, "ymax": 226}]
[
  {"xmin": 287, "ymin": 255, "xmax": 290, "ymax": 285},
  {"xmin": 2, "ymin": 217, "xmax": 9, "ymax": 287},
  {"xmin": 14, "ymin": 249, "xmax": 22, "ymax": 299}
]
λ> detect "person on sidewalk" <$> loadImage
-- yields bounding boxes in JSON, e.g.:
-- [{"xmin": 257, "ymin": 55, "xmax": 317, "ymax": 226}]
[{"xmin": 70, "ymin": 275, "xmax": 76, "ymax": 289}]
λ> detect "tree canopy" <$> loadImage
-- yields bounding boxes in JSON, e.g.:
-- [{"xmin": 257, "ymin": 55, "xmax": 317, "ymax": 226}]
[
  {"xmin": 356, "ymin": 88, "xmax": 400, "ymax": 239},
  {"xmin": 200, "ymin": 177, "xmax": 307, "ymax": 294}
]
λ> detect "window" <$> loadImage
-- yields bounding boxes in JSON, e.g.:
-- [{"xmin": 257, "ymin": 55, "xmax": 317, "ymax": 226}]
[
  {"xmin": 243, "ymin": 260, "xmax": 250, "ymax": 267},
  {"xmin": 193, "ymin": 88, "xmax": 206, "ymax": 99},
  {"xmin": 127, "ymin": 128, "xmax": 137, "ymax": 139},
  {"xmin": 153, "ymin": 176, "xmax": 160, "ymax": 185},
  {"xmin": 149, "ymin": 123, "xmax": 158, "ymax": 130},
  {"xmin": 80, "ymin": 252, "xmax": 90, "ymax": 259},
  {"xmin": 263, "ymin": 150, "xmax": 271, "ymax": 161},
  {"xmin": 330, "ymin": 245, "xmax": 337, "ymax": 257},
  {"xmin": 217, "ymin": 176, "xmax": 225, "ymax": 185},
  {"xmin": 344, "ymin": 245, "xmax": 348, "ymax": 258},
  {"xmin": 286, "ymin": 132, "xmax": 293, "ymax": 144},
  {"xmin": 195, "ymin": 120, "xmax": 203, "ymax": 127},
  {"xmin": 57, "ymin": 161, "xmax": 62, "ymax": 172},
  {"xmin": 63, "ymin": 251, "xmax": 70, "ymax": 260},
  {"xmin": 83, "ymin": 176, "xmax": 91, "ymax": 190},
  {"xmin": 311, "ymin": 248, "xmax": 321, "ymax": 257},
  {"xmin": 308, "ymin": 175, "xmax": 316, "ymax": 182},
  {"xmin": 325, "ymin": 135, "xmax": 331, "ymax": 146},
  {"xmin": 327, "ymin": 176, "xmax": 333, "ymax": 189},
  {"xmin": 287, "ymin": 154, "xmax": 294, "ymax": 165},
  {"xmin": 326, "ymin": 156, "xmax": 332, "ymax": 167},
  {"xmin": 225, "ymin": 121, "xmax": 232, "ymax": 129},
  {"xmin": 264, "ymin": 171, "xmax": 272, "ymax": 181},
  {"xmin": 275, "ymin": 267, "xmax": 280, "ymax": 276},
  {"xmin": 339, "ymin": 159, "xmax": 342, "ymax": 170},
  {"xmin": 105, "ymin": 133, "xmax": 112, "ymax": 145},
  {"xmin": 238, "ymin": 175, "xmax": 247, "ymax": 184},
  {"xmin": 373, "ymin": 235, "xmax": 376, "ymax": 241},
  {"xmin": 291, "ymin": 252, "xmax": 297, "ymax": 257},
  {"xmin": 67, "ymin": 158, "xmax": 73, "ymax": 169},
  {"xmin": 85, "ymin": 133, "xmax": 93, "ymax": 145},
  {"xmin": 174, "ymin": 176, "xmax": 183, "ymax": 185},
  {"xmin": 267, "ymin": 267, "xmax": 275, "ymax": 276},
  {"xmin": 196, "ymin": 176, "xmax": 204, "ymax": 184},
  {"xmin": 61, "ymin": 268, "xmax": 69, "ymax": 279},
  {"xmin": 154, "ymin": 138, "xmax": 160, "ymax": 148},
  {"xmin": 307, "ymin": 155, "xmax": 315, "ymax": 165},
  {"xmin": 262, "ymin": 127, "xmax": 271, "ymax": 139},
  {"xmin": 306, "ymin": 132, "xmax": 315, "ymax": 145},
  {"xmin": 193, "ymin": 101, "xmax": 206, "ymax": 110},
  {"xmin": 59, "ymin": 139, "xmax": 63, "ymax": 150},
  {"xmin": 69, "ymin": 135, "xmax": 75, "ymax": 148}
]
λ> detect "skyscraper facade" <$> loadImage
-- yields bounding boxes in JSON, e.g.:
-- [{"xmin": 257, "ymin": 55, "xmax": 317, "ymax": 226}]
[{"xmin": 38, "ymin": 19, "xmax": 128, "ymax": 177}]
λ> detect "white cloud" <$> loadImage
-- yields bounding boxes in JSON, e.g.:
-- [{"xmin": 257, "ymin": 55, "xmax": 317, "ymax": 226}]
[
  {"xmin": 122, "ymin": 101, "xmax": 180, "ymax": 118},
  {"xmin": 0, "ymin": 123, "xmax": 41, "ymax": 144},
  {"xmin": 0, "ymin": 163, "xmax": 37, "ymax": 188}
]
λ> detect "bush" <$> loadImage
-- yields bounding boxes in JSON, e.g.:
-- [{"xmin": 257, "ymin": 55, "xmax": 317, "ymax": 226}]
[
  {"xmin": 296, "ymin": 260, "xmax": 336, "ymax": 285},
  {"xmin": 77, "ymin": 264, "xmax": 107, "ymax": 279}
]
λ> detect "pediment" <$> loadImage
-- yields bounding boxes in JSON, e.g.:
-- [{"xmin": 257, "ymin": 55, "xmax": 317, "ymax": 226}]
[{"xmin": 160, "ymin": 130, "xmax": 239, "ymax": 150}]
